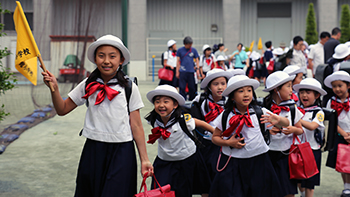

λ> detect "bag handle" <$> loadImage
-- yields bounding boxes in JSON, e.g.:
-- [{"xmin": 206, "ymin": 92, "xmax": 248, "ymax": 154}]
[
  {"xmin": 216, "ymin": 147, "xmax": 232, "ymax": 172},
  {"xmin": 138, "ymin": 172, "xmax": 165, "ymax": 195}
]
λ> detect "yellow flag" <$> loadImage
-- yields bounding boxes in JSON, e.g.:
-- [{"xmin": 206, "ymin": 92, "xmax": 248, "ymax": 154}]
[
  {"xmin": 257, "ymin": 37, "xmax": 263, "ymax": 50},
  {"xmin": 249, "ymin": 41, "xmax": 255, "ymax": 52},
  {"xmin": 13, "ymin": 1, "xmax": 39, "ymax": 85}
]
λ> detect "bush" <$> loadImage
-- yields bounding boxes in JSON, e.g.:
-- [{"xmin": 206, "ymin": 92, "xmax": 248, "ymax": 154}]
[
  {"xmin": 305, "ymin": 3, "xmax": 318, "ymax": 45},
  {"xmin": 340, "ymin": 4, "xmax": 350, "ymax": 43}
]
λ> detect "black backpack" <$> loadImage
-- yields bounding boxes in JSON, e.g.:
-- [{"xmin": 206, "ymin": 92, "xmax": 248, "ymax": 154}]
[
  {"xmin": 274, "ymin": 48, "xmax": 293, "ymax": 71},
  {"xmin": 178, "ymin": 114, "xmax": 205, "ymax": 148},
  {"xmin": 161, "ymin": 52, "xmax": 165, "ymax": 67}
]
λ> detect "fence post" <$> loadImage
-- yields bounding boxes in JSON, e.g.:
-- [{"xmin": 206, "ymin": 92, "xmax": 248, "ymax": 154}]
[{"xmin": 152, "ymin": 55, "xmax": 155, "ymax": 82}]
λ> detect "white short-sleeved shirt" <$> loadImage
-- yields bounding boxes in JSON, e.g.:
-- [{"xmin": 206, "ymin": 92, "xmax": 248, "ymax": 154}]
[
  {"xmin": 164, "ymin": 50, "xmax": 177, "ymax": 68},
  {"xmin": 68, "ymin": 78, "xmax": 144, "ymax": 143},
  {"xmin": 152, "ymin": 116, "xmax": 197, "ymax": 161},
  {"xmin": 212, "ymin": 107, "xmax": 272, "ymax": 158},
  {"xmin": 290, "ymin": 49, "xmax": 307, "ymax": 74},
  {"xmin": 308, "ymin": 42, "xmax": 324, "ymax": 75},
  {"xmin": 301, "ymin": 108, "xmax": 325, "ymax": 150},
  {"xmin": 327, "ymin": 97, "xmax": 350, "ymax": 133},
  {"xmin": 268, "ymin": 102, "xmax": 304, "ymax": 151},
  {"xmin": 199, "ymin": 54, "xmax": 216, "ymax": 73}
]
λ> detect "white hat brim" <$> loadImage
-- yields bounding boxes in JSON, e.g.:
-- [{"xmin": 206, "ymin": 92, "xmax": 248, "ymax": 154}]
[
  {"xmin": 222, "ymin": 78, "xmax": 260, "ymax": 97},
  {"xmin": 263, "ymin": 75, "xmax": 295, "ymax": 92},
  {"xmin": 293, "ymin": 84, "xmax": 327, "ymax": 96},
  {"xmin": 324, "ymin": 73, "xmax": 350, "ymax": 88},
  {"xmin": 87, "ymin": 37, "xmax": 130, "ymax": 66},
  {"xmin": 147, "ymin": 89, "xmax": 185, "ymax": 106},
  {"xmin": 200, "ymin": 72, "xmax": 232, "ymax": 89},
  {"xmin": 333, "ymin": 48, "xmax": 350, "ymax": 59}
]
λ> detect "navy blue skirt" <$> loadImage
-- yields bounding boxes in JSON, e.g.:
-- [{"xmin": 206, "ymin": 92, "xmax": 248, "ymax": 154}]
[
  {"xmin": 209, "ymin": 152, "xmax": 283, "ymax": 197},
  {"xmin": 301, "ymin": 149, "xmax": 321, "ymax": 189},
  {"xmin": 75, "ymin": 139, "xmax": 137, "ymax": 197},
  {"xmin": 152, "ymin": 149, "xmax": 211, "ymax": 197},
  {"xmin": 199, "ymin": 139, "xmax": 221, "ymax": 181},
  {"xmin": 268, "ymin": 150, "xmax": 298, "ymax": 196}
]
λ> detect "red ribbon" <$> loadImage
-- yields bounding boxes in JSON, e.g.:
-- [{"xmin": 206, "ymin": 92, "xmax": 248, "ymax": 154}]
[
  {"xmin": 297, "ymin": 107, "xmax": 305, "ymax": 115},
  {"xmin": 222, "ymin": 107, "xmax": 254, "ymax": 137},
  {"xmin": 291, "ymin": 93, "xmax": 299, "ymax": 102},
  {"xmin": 271, "ymin": 103, "xmax": 290, "ymax": 115},
  {"xmin": 82, "ymin": 82, "xmax": 120, "ymax": 105},
  {"xmin": 206, "ymin": 59, "xmax": 211, "ymax": 66},
  {"xmin": 172, "ymin": 52, "xmax": 176, "ymax": 57},
  {"xmin": 331, "ymin": 99, "xmax": 350, "ymax": 116},
  {"xmin": 147, "ymin": 127, "xmax": 171, "ymax": 144},
  {"xmin": 204, "ymin": 102, "xmax": 224, "ymax": 123}
]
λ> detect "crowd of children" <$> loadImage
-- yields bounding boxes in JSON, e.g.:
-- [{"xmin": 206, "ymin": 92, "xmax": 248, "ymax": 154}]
[{"xmin": 41, "ymin": 34, "xmax": 350, "ymax": 197}]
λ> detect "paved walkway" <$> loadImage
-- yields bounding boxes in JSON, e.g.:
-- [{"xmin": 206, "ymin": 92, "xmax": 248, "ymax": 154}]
[{"xmin": 0, "ymin": 81, "xmax": 345, "ymax": 196}]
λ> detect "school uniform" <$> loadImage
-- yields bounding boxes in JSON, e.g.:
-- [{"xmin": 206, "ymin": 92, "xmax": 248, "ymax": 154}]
[
  {"xmin": 326, "ymin": 96, "xmax": 350, "ymax": 168},
  {"xmin": 160, "ymin": 50, "xmax": 178, "ymax": 87},
  {"xmin": 199, "ymin": 54, "xmax": 216, "ymax": 74},
  {"xmin": 268, "ymin": 99, "xmax": 304, "ymax": 196},
  {"xmin": 209, "ymin": 107, "xmax": 282, "ymax": 197},
  {"xmin": 149, "ymin": 114, "xmax": 211, "ymax": 197},
  {"xmin": 300, "ymin": 105, "xmax": 325, "ymax": 189},
  {"xmin": 68, "ymin": 77, "xmax": 144, "ymax": 197}
]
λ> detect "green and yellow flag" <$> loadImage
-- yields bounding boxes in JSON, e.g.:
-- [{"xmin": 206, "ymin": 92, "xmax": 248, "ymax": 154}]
[
  {"xmin": 249, "ymin": 40, "xmax": 255, "ymax": 52},
  {"xmin": 13, "ymin": 1, "xmax": 39, "ymax": 85},
  {"xmin": 257, "ymin": 37, "xmax": 263, "ymax": 50}
]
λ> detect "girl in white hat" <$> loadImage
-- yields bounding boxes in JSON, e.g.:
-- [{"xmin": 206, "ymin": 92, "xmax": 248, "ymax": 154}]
[
  {"xmin": 283, "ymin": 65, "xmax": 304, "ymax": 102},
  {"xmin": 191, "ymin": 69, "xmax": 231, "ymax": 184},
  {"xmin": 42, "ymin": 35, "xmax": 153, "ymax": 196},
  {"xmin": 324, "ymin": 71, "xmax": 350, "ymax": 197},
  {"xmin": 262, "ymin": 71, "xmax": 304, "ymax": 197},
  {"xmin": 209, "ymin": 75, "xmax": 289, "ymax": 197},
  {"xmin": 199, "ymin": 44, "xmax": 216, "ymax": 77},
  {"xmin": 215, "ymin": 55, "xmax": 228, "ymax": 70},
  {"xmin": 159, "ymin": 39, "xmax": 178, "ymax": 87},
  {"xmin": 293, "ymin": 78, "xmax": 327, "ymax": 197},
  {"xmin": 145, "ymin": 85, "xmax": 213, "ymax": 197}
]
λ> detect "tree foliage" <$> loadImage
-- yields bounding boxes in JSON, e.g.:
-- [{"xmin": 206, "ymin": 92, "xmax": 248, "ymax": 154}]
[
  {"xmin": 0, "ymin": 3, "xmax": 17, "ymax": 122},
  {"xmin": 305, "ymin": 3, "xmax": 318, "ymax": 45},
  {"xmin": 340, "ymin": 4, "xmax": 350, "ymax": 43}
]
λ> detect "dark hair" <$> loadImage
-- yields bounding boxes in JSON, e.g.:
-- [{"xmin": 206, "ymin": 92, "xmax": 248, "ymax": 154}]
[
  {"xmin": 298, "ymin": 88, "xmax": 322, "ymax": 107},
  {"xmin": 237, "ymin": 43, "xmax": 243, "ymax": 48},
  {"xmin": 263, "ymin": 84, "xmax": 284, "ymax": 110},
  {"xmin": 218, "ymin": 43, "xmax": 224, "ymax": 48},
  {"xmin": 293, "ymin": 36, "xmax": 304, "ymax": 46},
  {"xmin": 144, "ymin": 96, "xmax": 182, "ymax": 126},
  {"xmin": 331, "ymin": 27, "xmax": 341, "ymax": 36},
  {"xmin": 183, "ymin": 36, "xmax": 193, "ymax": 44},
  {"xmin": 320, "ymin": 31, "xmax": 331, "ymax": 39},
  {"xmin": 87, "ymin": 47, "xmax": 128, "ymax": 87},
  {"xmin": 203, "ymin": 48, "xmax": 211, "ymax": 55},
  {"xmin": 224, "ymin": 86, "xmax": 257, "ymax": 111},
  {"xmin": 265, "ymin": 41, "xmax": 272, "ymax": 48}
]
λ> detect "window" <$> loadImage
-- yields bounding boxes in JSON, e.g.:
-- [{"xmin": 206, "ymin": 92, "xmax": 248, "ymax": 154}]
[
  {"xmin": 257, "ymin": 3, "xmax": 292, "ymax": 18},
  {"xmin": 3, "ymin": 12, "xmax": 33, "ymax": 31}
]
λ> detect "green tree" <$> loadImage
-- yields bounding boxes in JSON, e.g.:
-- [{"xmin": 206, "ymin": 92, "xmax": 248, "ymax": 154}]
[
  {"xmin": 0, "ymin": 3, "xmax": 16, "ymax": 122},
  {"xmin": 305, "ymin": 3, "xmax": 318, "ymax": 45},
  {"xmin": 340, "ymin": 4, "xmax": 350, "ymax": 43}
]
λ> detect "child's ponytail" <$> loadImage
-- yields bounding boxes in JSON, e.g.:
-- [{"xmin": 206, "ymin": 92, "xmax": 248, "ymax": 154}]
[{"xmin": 263, "ymin": 90, "xmax": 274, "ymax": 110}]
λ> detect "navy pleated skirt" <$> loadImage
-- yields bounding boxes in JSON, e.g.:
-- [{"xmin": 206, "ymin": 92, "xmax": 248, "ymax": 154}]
[
  {"xmin": 74, "ymin": 139, "xmax": 137, "ymax": 197},
  {"xmin": 199, "ymin": 139, "xmax": 221, "ymax": 181},
  {"xmin": 301, "ymin": 149, "xmax": 322, "ymax": 189},
  {"xmin": 268, "ymin": 150, "xmax": 298, "ymax": 196},
  {"xmin": 209, "ymin": 152, "xmax": 283, "ymax": 197},
  {"xmin": 152, "ymin": 149, "xmax": 211, "ymax": 197}
]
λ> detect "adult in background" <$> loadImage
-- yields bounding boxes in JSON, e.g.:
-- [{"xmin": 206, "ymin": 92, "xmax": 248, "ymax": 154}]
[
  {"xmin": 159, "ymin": 39, "xmax": 178, "ymax": 87},
  {"xmin": 324, "ymin": 27, "xmax": 341, "ymax": 63},
  {"xmin": 214, "ymin": 43, "xmax": 228, "ymax": 59},
  {"xmin": 308, "ymin": 32, "xmax": 330, "ymax": 77},
  {"xmin": 176, "ymin": 36, "xmax": 201, "ymax": 100},
  {"xmin": 228, "ymin": 43, "xmax": 249, "ymax": 69},
  {"xmin": 290, "ymin": 36, "xmax": 307, "ymax": 74}
]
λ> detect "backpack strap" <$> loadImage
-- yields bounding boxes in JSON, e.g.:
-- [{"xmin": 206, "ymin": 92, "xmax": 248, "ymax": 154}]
[
  {"xmin": 251, "ymin": 105, "xmax": 270, "ymax": 144},
  {"xmin": 125, "ymin": 79, "xmax": 133, "ymax": 114},
  {"xmin": 289, "ymin": 104, "xmax": 296, "ymax": 125},
  {"xmin": 221, "ymin": 109, "xmax": 231, "ymax": 132},
  {"xmin": 178, "ymin": 114, "xmax": 205, "ymax": 148}
]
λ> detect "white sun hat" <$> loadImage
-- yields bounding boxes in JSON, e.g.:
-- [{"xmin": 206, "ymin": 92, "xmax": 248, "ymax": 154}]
[
  {"xmin": 200, "ymin": 68, "xmax": 232, "ymax": 89},
  {"xmin": 263, "ymin": 71, "xmax": 295, "ymax": 92},
  {"xmin": 293, "ymin": 78, "xmax": 327, "ymax": 96},
  {"xmin": 273, "ymin": 48, "xmax": 284, "ymax": 56},
  {"xmin": 222, "ymin": 75, "xmax": 260, "ymax": 97},
  {"xmin": 167, "ymin": 39, "xmax": 176, "ymax": 47},
  {"xmin": 283, "ymin": 65, "xmax": 304, "ymax": 76},
  {"xmin": 202, "ymin": 44, "xmax": 211, "ymax": 51},
  {"xmin": 87, "ymin": 35, "xmax": 130, "ymax": 66},
  {"xmin": 227, "ymin": 68, "xmax": 246, "ymax": 77},
  {"xmin": 217, "ymin": 55, "xmax": 226, "ymax": 61},
  {"xmin": 147, "ymin": 85, "xmax": 185, "ymax": 106},
  {"xmin": 333, "ymin": 44, "xmax": 350, "ymax": 59},
  {"xmin": 324, "ymin": 70, "xmax": 350, "ymax": 88}
]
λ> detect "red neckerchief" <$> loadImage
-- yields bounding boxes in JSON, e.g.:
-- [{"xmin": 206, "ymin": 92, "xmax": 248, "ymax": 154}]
[
  {"xmin": 204, "ymin": 101, "xmax": 224, "ymax": 123},
  {"xmin": 147, "ymin": 127, "xmax": 171, "ymax": 144},
  {"xmin": 297, "ymin": 107, "xmax": 305, "ymax": 115},
  {"xmin": 222, "ymin": 107, "xmax": 254, "ymax": 137},
  {"xmin": 82, "ymin": 81, "xmax": 120, "ymax": 105},
  {"xmin": 271, "ymin": 103, "xmax": 290, "ymax": 115},
  {"xmin": 172, "ymin": 52, "xmax": 176, "ymax": 57},
  {"xmin": 331, "ymin": 97, "xmax": 350, "ymax": 116},
  {"xmin": 291, "ymin": 93, "xmax": 299, "ymax": 102}
]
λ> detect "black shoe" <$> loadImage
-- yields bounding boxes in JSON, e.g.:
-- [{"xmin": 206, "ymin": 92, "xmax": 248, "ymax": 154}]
[{"xmin": 341, "ymin": 189, "xmax": 350, "ymax": 197}]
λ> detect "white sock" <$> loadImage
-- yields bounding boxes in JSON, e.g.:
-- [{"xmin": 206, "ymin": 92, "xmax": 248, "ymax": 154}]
[
  {"xmin": 345, "ymin": 183, "xmax": 350, "ymax": 190},
  {"xmin": 300, "ymin": 191, "xmax": 305, "ymax": 197}
]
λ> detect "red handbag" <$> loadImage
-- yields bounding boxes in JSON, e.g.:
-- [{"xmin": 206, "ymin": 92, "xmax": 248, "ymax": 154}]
[
  {"xmin": 158, "ymin": 68, "xmax": 173, "ymax": 81},
  {"xmin": 336, "ymin": 143, "xmax": 350, "ymax": 173},
  {"xmin": 289, "ymin": 134, "xmax": 319, "ymax": 179},
  {"xmin": 134, "ymin": 172, "xmax": 175, "ymax": 197}
]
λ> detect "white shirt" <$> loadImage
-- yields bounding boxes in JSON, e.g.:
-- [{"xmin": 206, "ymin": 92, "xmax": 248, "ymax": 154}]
[
  {"xmin": 301, "ymin": 108, "xmax": 325, "ymax": 150},
  {"xmin": 164, "ymin": 50, "xmax": 177, "ymax": 68},
  {"xmin": 327, "ymin": 97, "xmax": 350, "ymax": 133},
  {"xmin": 199, "ymin": 54, "xmax": 216, "ymax": 73},
  {"xmin": 212, "ymin": 107, "xmax": 272, "ymax": 158},
  {"xmin": 152, "ymin": 116, "xmax": 197, "ymax": 161},
  {"xmin": 268, "ymin": 102, "xmax": 304, "ymax": 151},
  {"xmin": 68, "ymin": 78, "xmax": 144, "ymax": 143},
  {"xmin": 290, "ymin": 49, "xmax": 307, "ymax": 74},
  {"xmin": 308, "ymin": 42, "xmax": 324, "ymax": 75}
]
